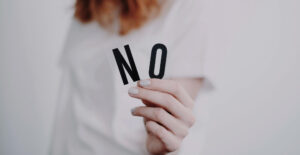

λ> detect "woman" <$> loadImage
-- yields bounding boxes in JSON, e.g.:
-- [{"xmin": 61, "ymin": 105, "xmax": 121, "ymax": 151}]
[{"xmin": 50, "ymin": 0, "xmax": 207, "ymax": 154}]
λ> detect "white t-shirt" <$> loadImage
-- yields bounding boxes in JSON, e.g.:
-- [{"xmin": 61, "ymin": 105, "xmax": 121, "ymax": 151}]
[{"xmin": 50, "ymin": 0, "xmax": 209, "ymax": 154}]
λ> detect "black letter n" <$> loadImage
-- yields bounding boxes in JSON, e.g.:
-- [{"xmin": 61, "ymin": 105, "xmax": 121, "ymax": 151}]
[{"xmin": 112, "ymin": 45, "xmax": 140, "ymax": 85}]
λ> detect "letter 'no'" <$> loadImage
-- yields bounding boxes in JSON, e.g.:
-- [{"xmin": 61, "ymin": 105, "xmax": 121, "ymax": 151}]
[{"xmin": 113, "ymin": 43, "xmax": 167, "ymax": 85}]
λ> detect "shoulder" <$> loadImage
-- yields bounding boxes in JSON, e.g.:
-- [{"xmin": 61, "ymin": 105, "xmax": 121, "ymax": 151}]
[{"xmin": 59, "ymin": 18, "xmax": 115, "ymax": 67}]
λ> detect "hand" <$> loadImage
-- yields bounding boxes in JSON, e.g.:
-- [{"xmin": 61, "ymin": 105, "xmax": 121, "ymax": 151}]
[{"xmin": 128, "ymin": 79, "xmax": 196, "ymax": 155}]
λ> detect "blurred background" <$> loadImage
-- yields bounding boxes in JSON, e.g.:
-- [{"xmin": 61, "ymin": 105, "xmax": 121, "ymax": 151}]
[{"xmin": 0, "ymin": 0, "xmax": 299, "ymax": 155}]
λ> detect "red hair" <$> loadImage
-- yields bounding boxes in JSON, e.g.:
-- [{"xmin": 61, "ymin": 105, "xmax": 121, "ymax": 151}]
[{"xmin": 74, "ymin": 0, "xmax": 161, "ymax": 35}]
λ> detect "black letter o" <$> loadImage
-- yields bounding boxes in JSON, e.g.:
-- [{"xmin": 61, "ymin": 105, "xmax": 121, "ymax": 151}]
[{"xmin": 149, "ymin": 43, "xmax": 167, "ymax": 79}]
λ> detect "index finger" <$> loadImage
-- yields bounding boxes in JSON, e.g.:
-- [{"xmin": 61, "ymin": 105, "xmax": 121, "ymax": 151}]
[{"xmin": 138, "ymin": 79, "xmax": 194, "ymax": 108}]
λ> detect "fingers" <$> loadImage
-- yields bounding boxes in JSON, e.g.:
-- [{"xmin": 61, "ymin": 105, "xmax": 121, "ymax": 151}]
[
  {"xmin": 128, "ymin": 87, "xmax": 193, "ymax": 123},
  {"xmin": 145, "ymin": 121, "xmax": 181, "ymax": 152},
  {"xmin": 132, "ymin": 106, "xmax": 189, "ymax": 138},
  {"xmin": 129, "ymin": 87, "xmax": 195, "ymax": 126},
  {"xmin": 138, "ymin": 79, "xmax": 194, "ymax": 109}
]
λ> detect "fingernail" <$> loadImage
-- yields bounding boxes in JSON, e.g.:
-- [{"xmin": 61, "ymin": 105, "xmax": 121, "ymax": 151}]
[
  {"xmin": 139, "ymin": 79, "xmax": 151, "ymax": 87},
  {"xmin": 131, "ymin": 108, "xmax": 136, "ymax": 114},
  {"xmin": 128, "ymin": 87, "xmax": 139, "ymax": 95}
]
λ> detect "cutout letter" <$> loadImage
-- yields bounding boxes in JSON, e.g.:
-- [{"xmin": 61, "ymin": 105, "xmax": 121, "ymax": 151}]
[
  {"xmin": 113, "ymin": 45, "xmax": 140, "ymax": 85},
  {"xmin": 149, "ymin": 43, "xmax": 167, "ymax": 79}
]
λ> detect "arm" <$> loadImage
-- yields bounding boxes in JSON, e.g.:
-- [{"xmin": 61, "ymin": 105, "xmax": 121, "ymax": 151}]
[{"xmin": 128, "ymin": 78, "xmax": 203, "ymax": 155}]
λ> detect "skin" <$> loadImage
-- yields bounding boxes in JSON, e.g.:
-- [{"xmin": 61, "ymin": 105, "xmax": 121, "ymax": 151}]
[{"xmin": 128, "ymin": 78, "xmax": 203, "ymax": 155}]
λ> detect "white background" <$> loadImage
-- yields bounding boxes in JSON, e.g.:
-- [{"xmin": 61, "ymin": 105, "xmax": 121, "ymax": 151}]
[{"xmin": 0, "ymin": 0, "xmax": 299, "ymax": 155}]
